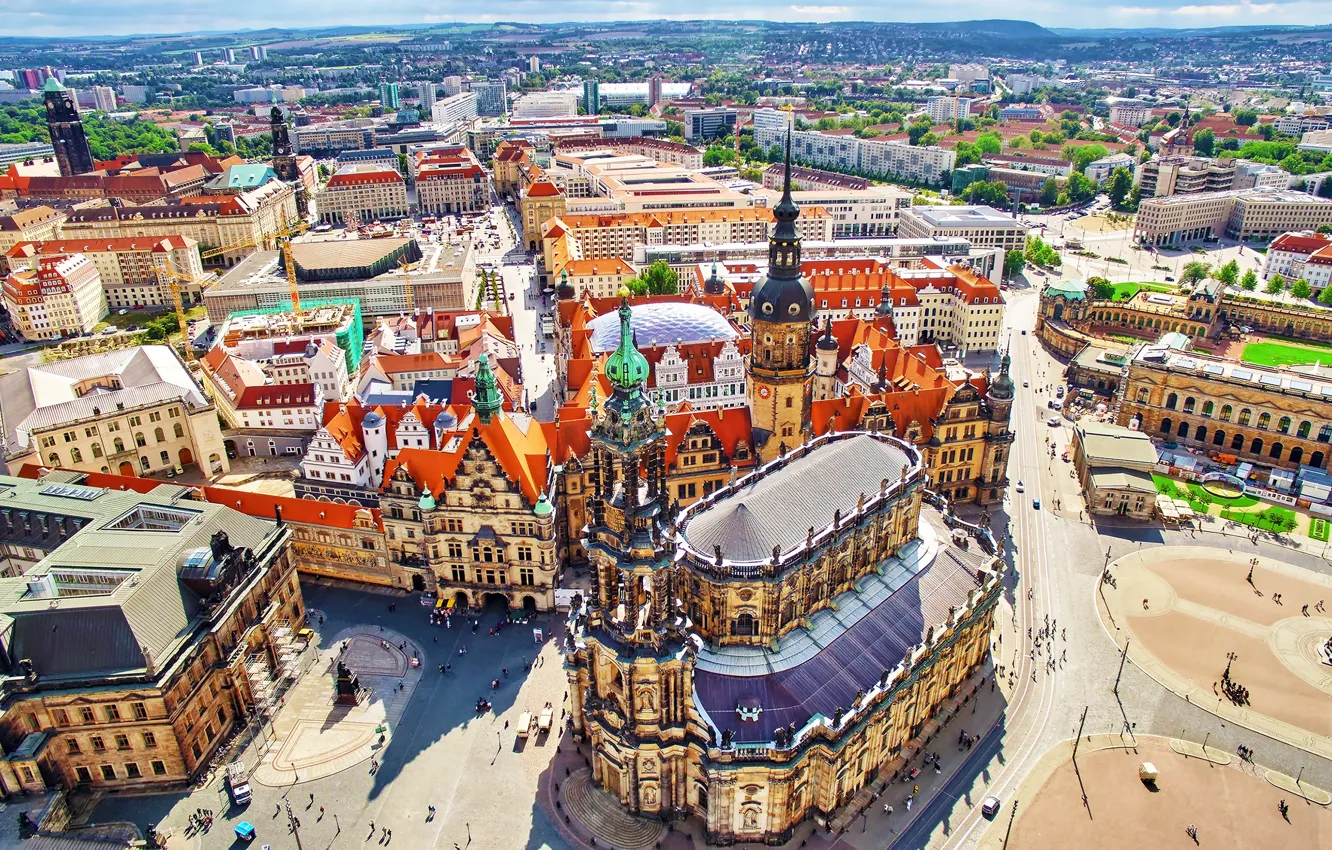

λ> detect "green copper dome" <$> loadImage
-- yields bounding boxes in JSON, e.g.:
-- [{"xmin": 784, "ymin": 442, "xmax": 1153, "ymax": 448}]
[
  {"xmin": 471, "ymin": 353, "xmax": 503, "ymax": 424},
  {"xmin": 42, "ymin": 77, "xmax": 67, "ymax": 93},
  {"xmin": 418, "ymin": 486, "xmax": 436, "ymax": 511},
  {"xmin": 533, "ymin": 491, "xmax": 553, "ymax": 517},
  {"xmin": 603, "ymin": 297, "xmax": 649, "ymax": 393}
]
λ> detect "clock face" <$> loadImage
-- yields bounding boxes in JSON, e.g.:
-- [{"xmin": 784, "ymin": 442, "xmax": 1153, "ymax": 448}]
[{"xmin": 759, "ymin": 386, "xmax": 771, "ymax": 399}]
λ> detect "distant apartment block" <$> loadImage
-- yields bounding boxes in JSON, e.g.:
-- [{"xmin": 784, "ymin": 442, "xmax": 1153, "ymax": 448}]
[
  {"xmin": 753, "ymin": 109, "xmax": 954, "ymax": 185},
  {"xmin": 430, "ymin": 91, "xmax": 478, "ymax": 126},
  {"xmin": 683, "ymin": 108, "xmax": 738, "ymax": 141},
  {"xmin": 1108, "ymin": 101, "xmax": 1152, "ymax": 127},
  {"xmin": 925, "ymin": 96, "xmax": 974, "ymax": 123}
]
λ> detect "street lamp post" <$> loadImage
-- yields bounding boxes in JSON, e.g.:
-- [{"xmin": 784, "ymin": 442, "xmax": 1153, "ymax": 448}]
[
  {"xmin": 1224, "ymin": 651, "xmax": 1238, "ymax": 680},
  {"xmin": 1002, "ymin": 799, "xmax": 1019, "ymax": 850}
]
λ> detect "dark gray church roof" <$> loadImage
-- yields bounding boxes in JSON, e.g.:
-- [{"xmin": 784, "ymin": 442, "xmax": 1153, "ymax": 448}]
[{"xmin": 681, "ymin": 434, "xmax": 913, "ymax": 562}]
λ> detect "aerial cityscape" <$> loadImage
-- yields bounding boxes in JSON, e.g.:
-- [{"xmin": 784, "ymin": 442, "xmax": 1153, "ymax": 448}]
[{"xmin": 1, "ymin": 14, "xmax": 1332, "ymax": 850}]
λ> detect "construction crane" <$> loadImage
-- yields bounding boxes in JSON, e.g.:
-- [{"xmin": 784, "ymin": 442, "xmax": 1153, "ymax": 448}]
[
  {"xmin": 398, "ymin": 256, "xmax": 415, "ymax": 316},
  {"xmin": 152, "ymin": 255, "xmax": 202, "ymax": 362},
  {"xmin": 199, "ymin": 216, "xmax": 309, "ymax": 314}
]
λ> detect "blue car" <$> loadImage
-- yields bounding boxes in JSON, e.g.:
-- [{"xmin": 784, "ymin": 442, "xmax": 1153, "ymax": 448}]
[{"xmin": 1033, "ymin": 499, "xmax": 1041, "ymax": 510}]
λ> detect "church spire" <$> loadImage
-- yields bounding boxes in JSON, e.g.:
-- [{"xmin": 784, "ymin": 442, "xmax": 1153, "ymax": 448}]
[
  {"xmin": 603, "ymin": 293, "xmax": 649, "ymax": 396},
  {"xmin": 470, "ymin": 353, "xmax": 503, "ymax": 424}
]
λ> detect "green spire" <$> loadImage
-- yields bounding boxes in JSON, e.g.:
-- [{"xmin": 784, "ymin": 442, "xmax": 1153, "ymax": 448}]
[
  {"xmin": 42, "ymin": 77, "xmax": 66, "ymax": 93},
  {"xmin": 418, "ymin": 485, "xmax": 436, "ymax": 512},
  {"xmin": 471, "ymin": 353, "xmax": 503, "ymax": 424},
  {"xmin": 533, "ymin": 491, "xmax": 553, "ymax": 517},
  {"xmin": 602, "ymin": 297, "xmax": 649, "ymax": 394}
]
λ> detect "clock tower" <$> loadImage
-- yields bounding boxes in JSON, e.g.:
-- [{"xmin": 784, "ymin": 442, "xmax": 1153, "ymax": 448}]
[{"xmin": 747, "ymin": 127, "xmax": 814, "ymax": 462}]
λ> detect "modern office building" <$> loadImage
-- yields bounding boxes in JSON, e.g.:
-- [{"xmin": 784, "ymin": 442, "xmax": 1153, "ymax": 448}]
[
  {"xmin": 683, "ymin": 107, "xmax": 738, "ymax": 141},
  {"xmin": 1133, "ymin": 189, "xmax": 1332, "ymax": 245},
  {"xmin": 512, "ymin": 91, "xmax": 578, "ymax": 120},
  {"xmin": 469, "ymin": 80, "xmax": 507, "ymax": 117},
  {"xmin": 582, "ymin": 79, "xmax": 600, "ymax": 114},
  {"xmin": 430, "ymin": 92, "xmax": 478, "ymax": 126},
  {"xmin": 379, "ymin": 82, "xmax": 401, "ymax": 110},
  {"xmin": 899, "ymin": 205, "xmax": 1029, "ymax": 250}
]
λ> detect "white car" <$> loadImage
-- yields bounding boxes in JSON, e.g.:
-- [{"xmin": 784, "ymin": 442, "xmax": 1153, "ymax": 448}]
[
  {"xmin": 1048, "ymin": 416, "xmax": 1061, "ymax": 426},
  {"xmin": 982, "ymin": 795, "xmax": 1002, "ymax": 818}
]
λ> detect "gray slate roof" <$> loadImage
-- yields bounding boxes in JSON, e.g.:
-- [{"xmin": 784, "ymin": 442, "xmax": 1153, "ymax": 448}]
[{"xmin": 682, "ymin": 434, "xmax": 913, "ymax": 563}]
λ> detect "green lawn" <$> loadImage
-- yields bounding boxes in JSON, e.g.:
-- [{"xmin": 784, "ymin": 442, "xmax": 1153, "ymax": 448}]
[
  {"xmin": 1109, "ymin": 281, "xmax": 1175, "ymax": 302},
  {"xmin": 1186, "ymin": 481, "xmax": 1257, "ymax": 508},
  {"xmin": 1312, "ymin": 517, "xmax": 1330, "ymax": 543},
  {"xmin": 1240, "ymin": 338, "xmax": 1332, "ymax": 368},
  {"xmin": 1152, "ymin": 474, "xmax": 1212, "ymax": 513},
  {"xmin": 1221, "ymin": 505, "xmax": 1297, "ymax": 533}
]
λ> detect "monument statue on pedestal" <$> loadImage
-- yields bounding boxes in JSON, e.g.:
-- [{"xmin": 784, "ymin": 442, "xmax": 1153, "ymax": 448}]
[{"xmin": 335, "ymin": 660, "xmax": 361, "ymax": 706}]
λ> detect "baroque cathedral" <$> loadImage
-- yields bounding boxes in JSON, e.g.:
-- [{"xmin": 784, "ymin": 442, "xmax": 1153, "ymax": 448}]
[{"xmin": 565, "ymin": 134, "xmax": 1006, "ymax": 843}]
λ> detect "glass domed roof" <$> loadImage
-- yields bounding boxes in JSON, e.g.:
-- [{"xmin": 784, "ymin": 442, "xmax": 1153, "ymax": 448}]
[{"xmin": 588, "ymin": 302, "xmax": 737, "ymax": 353}]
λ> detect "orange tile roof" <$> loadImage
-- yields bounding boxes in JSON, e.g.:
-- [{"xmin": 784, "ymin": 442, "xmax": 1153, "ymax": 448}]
[{"xmin": 203, "ymin": 485, "xmax": 384, "ymax": 531}]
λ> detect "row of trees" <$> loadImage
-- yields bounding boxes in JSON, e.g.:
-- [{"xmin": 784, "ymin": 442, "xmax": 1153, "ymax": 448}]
[{"xmin": 0, "ymin": 105, "xmax": 178, "ymax": 161}]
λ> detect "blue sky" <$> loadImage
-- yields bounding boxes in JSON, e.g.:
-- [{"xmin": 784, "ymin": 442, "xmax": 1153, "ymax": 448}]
[{"xmin": 5, "ymin": 2, "xmax": 1328, "ymax": 38}]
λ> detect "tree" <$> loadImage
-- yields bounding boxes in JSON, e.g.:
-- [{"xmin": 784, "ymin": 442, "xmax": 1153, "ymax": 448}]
[
  {"xmin": 1292, "ymin": 278, "xmax": 1313, "ymax": 299},
  {"xmin": 907, "ymin": 122, "xmax": 934, "ymax": 146},
  {"xmin": 703, "ymin": 146, "xmax": 737, "ymax": 167},
  {"xmin": 974, "ymin": 132, "xmax": 1002, "ymax": 155},
  {"xmin": 1181, "ymin": 260, "xmax": 1211, "ymax": 285},
  {"xmin": 1234, "ymin": 109, "xmax": 1259, "ymax": 126},
  {"xmin": 625, "ymin": 260, "xmax": 679, "ymax": 296},
  {"xmin": 1003, "ymin": 249, "xmax": 1025, "ymax": 279},
  {"xmin": 1319, "ymin": 284, "xmax": 1332, "ymax": 305},
  {"xmin": 1107, "ymin": 167, "xmax": 1133, "ymax": 210},
  {"xmin": 1240, "ymin": 269, "xmax": 1258, "ymax": 291},
  {"xmin": 1265, "ymin": 273, "xmax": 1286, "ymax": 295},
  {"xmin": 1087, "ymin": 276, "xmax": 1116, "ymax": 301},
  {"xmin": 1039, "ymin": 177, "xmax": 1060, "ymax": 207},
  {"xmin": 1319, "ymin": 223, "xmax": 1332, "ymax": 234},
  {"xmin": 1061, "ymin": 143, "xmax": 1109, "ymax": 175},
  {"xmin": 1193, "ymin": 128, "xmax": 1215, "ymax": 157},
  {"xmin": 1065, "ymin": 172, "xmax": 1097, "ymax": 203},
  {"xmin": 1215, "ymin": 259, "xmax": 1240, "ymax": 287},
  {"xmin": 963, "ymin": 180, "xmax": 1010, "ymax": 207}
]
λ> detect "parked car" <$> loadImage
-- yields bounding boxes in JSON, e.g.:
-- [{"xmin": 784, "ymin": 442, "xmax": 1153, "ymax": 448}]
[
  {"xmin": 982, "ymin": 795, "xmax": 1002, "ymax": 818},
  {"xmin": 1032, "ymin": 499, "xmax": 1041, "ymax": 510},
  {"xmin": 1048, "ymin": 416, "xmax": 1061, "ymax": 426}
]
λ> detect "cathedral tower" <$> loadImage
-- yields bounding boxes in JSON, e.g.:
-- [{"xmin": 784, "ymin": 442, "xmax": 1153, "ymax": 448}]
[
  {"xmin": 747, "ymin": 127, "xmax": 814, "ymax": 462},
  {"xmin": 979, "ymin": 349, "xmax": 1016, "ymax": 505},
  {"xmin": 43, "ymin": 78, "xmax": 94, "ymax": 177}
]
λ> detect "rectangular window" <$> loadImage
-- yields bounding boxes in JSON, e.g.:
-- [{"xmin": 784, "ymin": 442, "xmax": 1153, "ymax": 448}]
[
  {"xmin": 125, "ymin": 762, "xmax": 141, "ymax": 779},
  {"xmin": 104, "ymin": 704, "xmax": 121, "ymax": 722},
  {"xmin": 151, "ymin": 760, "xmax": 167, "ymax": 776},
  {"xmin": 100, "ymin": 764, "xmax": 117, "ymax": 781},
  {"xmin": 132, "ymin": 702, "xmax": 147, "ymax": 721},
  {"xmin": 142, "ymin": 731, "xmax": 157, "ymax": 748},
  {"xmin": 90, "ymin": 735, "xmax": 106, "ymax": 752},
  {"xmin": 76, "ymin": 766, "xmax": 93, "ymax": 783},
  {"xmin": 66, "ymin": 738, "xmax": 81, "ymax": 754},
  {"xmin": 115, "ymin": 733, "xmax": 131, "ymax": 750}
]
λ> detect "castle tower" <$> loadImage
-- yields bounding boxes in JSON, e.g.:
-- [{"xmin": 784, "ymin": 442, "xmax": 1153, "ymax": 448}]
[
  {"xmin": 747, "ymin": 126, "xmax": 814, "ymax": 462},
  {"xmin": 978, "ymin": 349, "xmax": 1016, "ymax": 505},
  {"xmin": 569, "ymin": 294, "xmax": 695, "ymax": 818},
  {"xmin": 469, "ymin": 353, "xmax": 503, "ymax": 424},
  {"xmin": 269, "ymin": 106, "xmax": 307, "ymax": 217},
  {"xmin": 812, "ymin": 317, "xmax": 840, "ymax": 402},
  {"xmin": 43, "ymin": 78, "xmax": 94, "ymax": 177}
]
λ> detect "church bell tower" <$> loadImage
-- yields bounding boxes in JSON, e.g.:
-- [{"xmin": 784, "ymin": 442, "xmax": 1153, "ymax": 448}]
[{"xmin": 747, "ymin": 125, "xmax": 814, "ymax": 462}]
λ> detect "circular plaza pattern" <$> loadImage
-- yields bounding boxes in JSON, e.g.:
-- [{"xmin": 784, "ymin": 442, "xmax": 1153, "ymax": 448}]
[
  {"xmin": 978, "ymin": 736, "xmax": 1331, "ymax": 849},
  {"xmin": 1097, "ymin": 546, "xmax": 1332, "ymax": 758}
]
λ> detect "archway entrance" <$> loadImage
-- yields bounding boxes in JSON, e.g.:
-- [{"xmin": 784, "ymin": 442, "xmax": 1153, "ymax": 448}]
[
  {"xmin": 453, "ymin": 591, "xmax": 470, "ymax": 611},
  {"xmin": 179, "ymin": 447, "xmax": 194, "ymax": 467},
  {"xmin": 118, "ymin": 461, "xmax": 134, "ymax": 476},
  {"xmin": 522, "ymin": 595, "xmax": 538, "ymax": 616},
  {"xmin": 482, "ymin": 592, "xmax": 509, "ymax": 613},
  {"xmin": 411, "ymin": 574, "xmax": 426, "ymax": 592}
]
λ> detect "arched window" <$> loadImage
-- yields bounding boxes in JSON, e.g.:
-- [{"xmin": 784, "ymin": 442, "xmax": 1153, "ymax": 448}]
[
  {"xmin": 1251, "ymin": 437, "xmax": 1264, "ymax": 455},
  {"xmin": 113, "ymin": 438, "xmax": 125, "ymax": 453},
  {"xmin": 1278, "ymin": 416, "xmax": 1292, "ymax": 434},
  {"xmin": 1231, "ymin": 433, "xmax": 1244, "ymax": 451},
  {"xmin": 1165, "ymin": 393, "xmax": 1179, "ymax": 410},
  {"xmin": 731, "ymin": 613, "xmax": 757, "ymax": 637},
  {"xmin": 1136, "ymin": 388, "xmax": 1150, "ymax": 403},
  {"xmin": 1298, "ymin": 420, "xmax": 1312, "ymax": 439},
  {"xmin": 1195, "ymin": 426, "xmax": 1207, "ymax": 444},
  {"xmin": 1270, "ymin": 442, "xmax": 1284, "ymax": 460},
  {"xmin": 1183, "ymin": 397, "xmax": 1196, "ymax": 414},
  {"xmin": 1201, "ymin": 401, "xmax": 1214, "ymax": 417},
  {"xmin": 1160, "ymin": 418, "xmax": 1173, "ymax": 435},
  {"xmin": 1257, "ymin": 412, "xmax": 1271, "ymax": 430},
  {"xmin": 47, "ymin": 452, "xmax": 60, "ymax": 466},
  {"xmin": 1219, "ymin": 405, "xmax": 1233, "ymax": 422},
  {"xmin": 1178, "ymin": 421, "xmax": 1190, "ymax": 438},
  {"xmin": 1313, "ymin": 451, "xmax": 1326, "ymax": 469},
  {"xmin": 154, "ymin": 427, "xmax": 165, "ymax": 443},
  {"xmin": 173, "ymin": 423, "xmax": 184, "ymax": 439},
  {"xmin": 1290, "ymin": 446, "xmax": 1304, "ymax": 466},
  {"xmin": 135, "ymin": 433, "xmax": 147, "ymax": 448},
  {"xmin": 91, "ymin": 443, "xmax": 103, "ymax": 458},
  {"xmin": 160, "ymin": 451, "xmax": 170, "ymax": 465},
  {"xmin": 1213, "ymin": 430, "xmax": 1225, "ymax": 446},
  {"xmin": 1238, "ymin": 409, "xmax": 1251, "ymax": 426},
  {"xmin": 70, "ymin": 447, "xmax": 83, "ymax": 463}
]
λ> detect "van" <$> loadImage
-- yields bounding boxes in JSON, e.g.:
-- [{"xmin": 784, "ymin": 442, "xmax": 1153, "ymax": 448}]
[{"xmin": 226, "ymin": 760, "xmax": 252, "ymax": 806}]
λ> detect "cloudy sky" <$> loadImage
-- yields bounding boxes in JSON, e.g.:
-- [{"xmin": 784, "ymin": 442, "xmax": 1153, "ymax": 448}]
[{"xmin": 5, "ymin": 0, "xmax": 1328, "ymax": 38}]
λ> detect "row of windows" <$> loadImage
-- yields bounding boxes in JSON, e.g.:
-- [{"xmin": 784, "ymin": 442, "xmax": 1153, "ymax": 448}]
[
  {"xmin": 73, "ymin": 760, "xmax": 168, "ymax": 783},
  {"xmin": 42, "ymin": 701, "xmax": 149, "ymax": 727},
  {"xmin": 1156, "ymin": 392, "xmax": 1332, "ymax": 440},
  {"xmin": 65, "ymin": 729, "xmax": 157, "ymax": 754}
]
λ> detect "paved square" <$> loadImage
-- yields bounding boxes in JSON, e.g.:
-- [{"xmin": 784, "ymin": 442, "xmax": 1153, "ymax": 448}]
[{"xmin": 90, "ymin": 584, "xmax": 575, "ymax": 850}]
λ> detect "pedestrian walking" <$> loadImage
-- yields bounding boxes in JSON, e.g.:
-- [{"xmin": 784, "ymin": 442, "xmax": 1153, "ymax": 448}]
[{"xmin": 319, "ymin": 806, "xmax": 325, "ymax": 819}]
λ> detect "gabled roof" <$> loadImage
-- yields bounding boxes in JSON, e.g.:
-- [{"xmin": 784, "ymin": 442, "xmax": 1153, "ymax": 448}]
[
  {"xmin": 202, "ymin": 485, "xmax": 383, "ymax": 532},
  {"xmin": 235, "ymin": 383, "xmax": 318, "ymax": 410}
]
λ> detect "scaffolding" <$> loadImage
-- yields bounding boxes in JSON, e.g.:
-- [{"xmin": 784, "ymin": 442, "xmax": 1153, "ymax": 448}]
[{"xmin": 221, "ymin": 297, "xmax": 365, "ymax": 374}]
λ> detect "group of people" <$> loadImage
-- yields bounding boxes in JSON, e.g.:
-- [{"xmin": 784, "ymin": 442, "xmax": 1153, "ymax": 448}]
[
  {"xmin": 185, "ymin": 808, "xmax": 213, "ymax": 835},
  {"xmin": 1217, "ymin": 669, "xmax": 1250, "ymax": 707}
]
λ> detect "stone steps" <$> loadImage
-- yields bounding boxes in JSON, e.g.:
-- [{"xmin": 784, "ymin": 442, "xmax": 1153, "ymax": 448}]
[{"xmin": 562, "ymin": 767, "xmax": 665, "ymax": 850}]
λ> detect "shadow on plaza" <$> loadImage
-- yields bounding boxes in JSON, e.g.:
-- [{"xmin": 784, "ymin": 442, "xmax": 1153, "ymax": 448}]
[{"xmin": 303, "ymin": 584, "xmax": 565, "ymax": 804}]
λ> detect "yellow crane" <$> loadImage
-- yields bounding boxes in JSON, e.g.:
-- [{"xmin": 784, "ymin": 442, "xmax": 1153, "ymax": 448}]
[
  {"xmin": 152, "ymin": 255, "xmax": 202, "ymax": 361},
  {"xmin": 398, "ymin": 255, "xmax": 415, "ymax": 316},
  {"xmin": 199, "ymin": 216, "xmax": 309, "ymax": 314}
]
